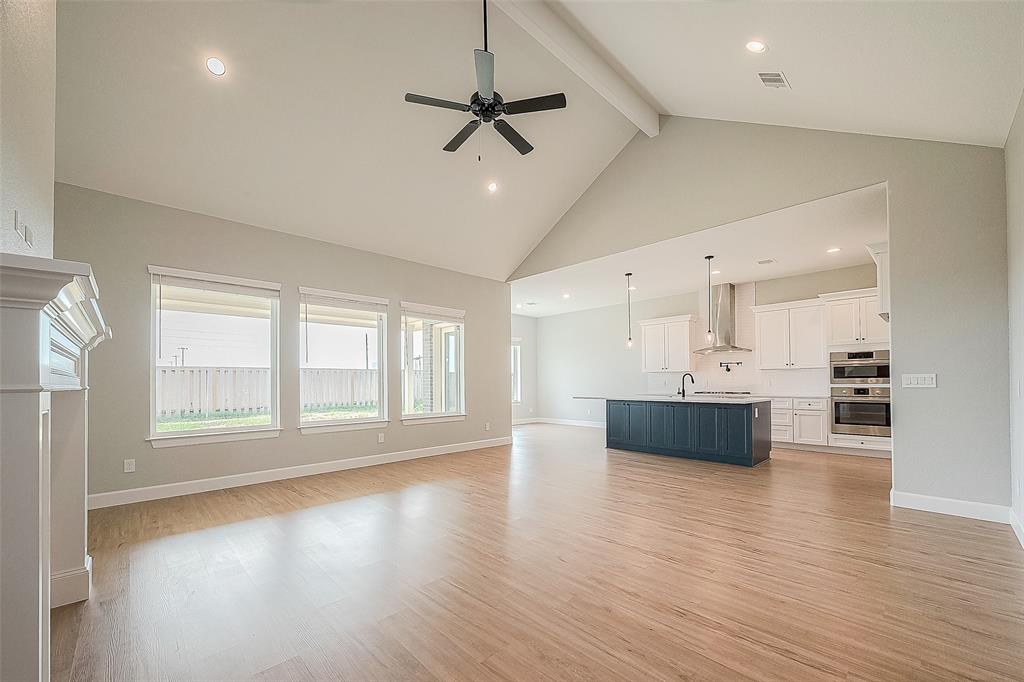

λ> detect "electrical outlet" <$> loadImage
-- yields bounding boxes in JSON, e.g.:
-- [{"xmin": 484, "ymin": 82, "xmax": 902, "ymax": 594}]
[
  {"xmin": 484, "ymin": 421, "xmax": 491, "ymax": 431},
  {"xmin": 123, "ymin": 459, "xmax": 136, "ymax": 473},
  {"xmin": 377, "ymin": 433, "xmax": 385, "ymax": 444}
]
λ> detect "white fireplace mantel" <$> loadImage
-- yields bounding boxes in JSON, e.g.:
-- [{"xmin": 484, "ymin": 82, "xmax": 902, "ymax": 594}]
[{"xmin": 1, "ymin": 253, "xmax": 110, "ymax": 682}]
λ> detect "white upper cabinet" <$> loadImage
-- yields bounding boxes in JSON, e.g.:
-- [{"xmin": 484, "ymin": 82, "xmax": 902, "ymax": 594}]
[
  {"xmin": 639, "ymin": 315, "xmax": 692, "ymax": 372},
  {"xmin": 752, "ymin": 301, "xmax": 825, "ymax": 370},
  {"xmin": 825, "ymin": 299, "xmax": 861, "ymax": 345},
  {"xmin": 821, "ymin": 288, "xmax": 889, "ymax": 347},
  {"xmin": 755, "ymin": 309, "xmax": 790, "ymax": 369},
  {"xmin": 788, "ymin": 305, "xmax": 827, "ymax": 368},
  {"xmin": 664, "ymin": 321, "xmax": 691, "ymax": 371},
  {"xmin": 859, "ymin": 297, "xmax": 889, "ymax": 344}
]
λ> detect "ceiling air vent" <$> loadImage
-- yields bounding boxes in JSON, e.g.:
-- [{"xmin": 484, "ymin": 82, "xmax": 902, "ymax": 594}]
[
  {"xmin": 757, "ymin": 258, "xmax": 777, "ymax": 265},
  {"xmin": 758, "ymin": 72, "xmax": 790, "ymax": 89}
]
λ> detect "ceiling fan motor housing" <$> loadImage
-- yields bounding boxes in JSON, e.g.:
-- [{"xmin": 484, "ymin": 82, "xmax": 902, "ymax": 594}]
[{"xmin": 471, "ymin": 91, "xmax": 505, "ymax": 123}]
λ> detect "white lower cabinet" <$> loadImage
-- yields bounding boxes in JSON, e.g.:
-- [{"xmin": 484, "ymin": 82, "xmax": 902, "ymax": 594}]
[
  {"xmin": 828, "ymin": 433, "xmax": 892, "ymax": 451},
  {"xmin": 793, "ymin": 410, "xmax": 827, "ymax": 445},
  {"xmin": 767, "ymin": 397, "xmax": 826, "ymax": 446},
  {"xmin": 771, "ymin": 425, "xmax": 794, "ymax": 443}
]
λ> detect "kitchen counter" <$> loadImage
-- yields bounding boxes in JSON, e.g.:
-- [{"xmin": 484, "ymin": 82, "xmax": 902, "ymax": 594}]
[
  {"xmin": 593, "ymin": 397, "xmax": 772, "ymax": 467},
  {"xmin": 574, "ymin": 394, "xmax": 771, "ymax": 405}
]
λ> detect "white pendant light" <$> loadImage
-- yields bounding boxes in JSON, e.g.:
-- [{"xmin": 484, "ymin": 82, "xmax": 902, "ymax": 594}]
[{"xmin": 625, "ymin": 272, "xmax": 634, "ymax": 348}]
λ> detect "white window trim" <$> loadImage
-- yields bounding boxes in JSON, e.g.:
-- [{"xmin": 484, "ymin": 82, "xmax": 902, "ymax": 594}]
[
  {"xmin": 400, "ymin": 308, "xmax": 466, "ymax": 420},
  {"xmin": 149, "ymin": 268, "xmax": 281, "ymax": 442},
  {"xmin": 298, "ymin": 287, "xmax": 389, "ymax": 427},
  {"xmin": 148, "ymin": 427, "xmax": 282, "ymax": 448},
  {"xmin": 401, "ymin": 413, "xmax": 467, "ymax": 425},
  {"xmin": 299, "ymin": 419, "xmax": 390, "ymax": 435},
  {"xmin": 148, "ymin": 264, "xmax": 281, "ymax": 292},
  {"xmin": 511, "ymin": 338, "xmax": 522, "ymax": 405}
]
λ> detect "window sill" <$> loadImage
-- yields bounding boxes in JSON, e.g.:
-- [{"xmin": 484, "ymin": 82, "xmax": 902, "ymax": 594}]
[
  {"xmin": 401, "ymin": 413, "xmax": 467, "ymax": 425},
  {"xmin": 147, "ymin": 428, "xmax": 282, "ymax": 449},
  {"xmin": 300, "ymin": 419, "xmax": 389, "ymax": 435}
]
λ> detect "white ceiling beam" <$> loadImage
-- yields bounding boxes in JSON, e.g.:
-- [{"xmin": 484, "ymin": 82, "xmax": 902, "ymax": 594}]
[{"xmin": 493, "ymin": 0, "xmax": 660, "ymax": 137}]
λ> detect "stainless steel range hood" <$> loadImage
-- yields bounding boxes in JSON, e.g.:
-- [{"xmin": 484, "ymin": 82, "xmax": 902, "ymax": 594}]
[{"xmin": 693, "ymin": 283, "xmax": 752, "ymax": 355}]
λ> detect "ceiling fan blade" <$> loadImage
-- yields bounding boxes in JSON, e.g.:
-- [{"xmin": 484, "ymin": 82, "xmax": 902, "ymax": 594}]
[
  {"xmin": 405, "ymin": 93, "xmax": 471, "ymax": 112},
  {"xmin": 493, "ymin": 119, "xmax": 533, "ymax": 155},
  {"xmin": 443, "ymin": 119, "xmax": 482, "ymax": 152},
  {"xmin": 503, "ymin": 93, "xmax": 567, "ymax": 115},
  {"xmin": 474, "ymin": 49, "xmax": 494, "ymax": 101}
]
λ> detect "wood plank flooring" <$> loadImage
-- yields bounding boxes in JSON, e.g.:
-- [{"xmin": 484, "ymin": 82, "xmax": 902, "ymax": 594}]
[{"xmin": 52, "ymin": 424, "xmax": 1024, "ymax": 681}]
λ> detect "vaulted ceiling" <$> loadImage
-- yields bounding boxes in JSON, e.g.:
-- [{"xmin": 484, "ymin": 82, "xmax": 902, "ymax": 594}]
[
  {"xmin": 55, "ymin": 1, "xmax": 636, "ymax": 281},
  {"xmin": 555, "ymin": 0, "xmax": 1024, "ymax": 147},
  {"xmin": 56, "ymin": 1, "xmax": 1024, "ymax": 283}
]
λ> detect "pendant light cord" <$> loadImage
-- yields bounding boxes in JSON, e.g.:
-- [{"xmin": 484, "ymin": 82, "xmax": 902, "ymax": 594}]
[
  {"xmin": 625, "ymin": 272, "xmax": 633, "ymax": 345},
  {"xmin": 706, "ymin": 255, "xmax": 714, "ymax": 339},
  {"xmin": 483, "ymin": 0, "xmax": 488, "ymax": 51}
]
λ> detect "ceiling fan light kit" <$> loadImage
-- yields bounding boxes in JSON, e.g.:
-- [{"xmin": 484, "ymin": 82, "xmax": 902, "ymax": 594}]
[{"xmin": 404, "ymin": 0, "xmax": 567, "ymax": 155}]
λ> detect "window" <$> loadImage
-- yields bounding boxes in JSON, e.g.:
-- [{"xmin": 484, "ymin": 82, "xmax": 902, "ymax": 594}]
[
  {"xmin": 401, "ymin": 302, "xmax": 465, "ymax": 419},
  {"xmin": 511, "ymin": 341, "xmax": 522, "ymax": 403},
  {"xmin": 299, "ymin": 287, "xmax": 388, "ymax": 426},
  {"xmin": 150, "ymin": 266, "xmax": 280, "ymax": 439}
]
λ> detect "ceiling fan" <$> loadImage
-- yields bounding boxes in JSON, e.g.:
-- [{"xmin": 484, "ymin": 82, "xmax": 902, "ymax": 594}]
[{"xmin": 404, "ymin": 0, "xmax": 567, "ymax": 155}]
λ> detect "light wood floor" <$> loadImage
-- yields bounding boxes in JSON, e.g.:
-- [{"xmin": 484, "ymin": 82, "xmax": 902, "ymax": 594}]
[{"xmin": 52, "ymin": 424, "xmax": 1024, "ymax": 681}]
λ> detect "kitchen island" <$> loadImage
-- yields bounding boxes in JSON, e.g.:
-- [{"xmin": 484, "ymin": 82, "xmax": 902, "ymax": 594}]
[{"xmin": 574, "ymin": 395, "xmax": 772, "ymax": 467}]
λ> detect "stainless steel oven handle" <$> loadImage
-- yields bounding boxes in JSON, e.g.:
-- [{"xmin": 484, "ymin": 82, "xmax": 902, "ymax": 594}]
[{"xmin": 831, "ymin": 360, "xmax": 889, "ymax": 367}]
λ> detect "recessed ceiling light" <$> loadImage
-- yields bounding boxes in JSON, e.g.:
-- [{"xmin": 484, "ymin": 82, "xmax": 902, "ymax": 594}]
[
  {"xmin": 826, "ymin": 247, "xmax": 841, "ymax": 253},
  {"xmin": 711, "ymin": 270, "xmax": 721, "ymax": 275},
  {"xmin": 487, "ymin": 182, "xmax": 498, "ymax": 193},
  {"xmin": 562, "ymin": 293, "xmax": 570, "ymax": 299},
  {"xmin": 746, "ymin": 40, "xmax": 767, "ymax": 54},
  {"xmin": 515, "ymin": 303, "xmax": 523, "ymax": 309},
  {"xmin": 206, "ymin": 57, "xmax": 226, "ymax": 76}
]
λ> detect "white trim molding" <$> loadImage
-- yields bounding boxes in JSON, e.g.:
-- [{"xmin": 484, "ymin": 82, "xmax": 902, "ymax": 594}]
[
  {"xmin": 148, "ymin": 428, "xmax": 282, "ymax": 448},
  {"xmin": 89, "ymin": 436, "xmax": 512, "ymax": 509},
  {"xmin": 401, "ymin": 414, "xmax": 467, "ymax": 425},
  {"xmin": 50, "ymin": 556, "xmax": 91, "ymax": 608},
  {"xmin": 300, "ymin": 419, "xmax": 389, "ymax": 435},
  {"xmin": 1011, "ymin": 509, "xmax": 1024, "ymax": 550},
  {"xmin": 890, "ymin": 489, "xmax": 1012, "ymax": 524},
  {"xmin": 147, "ymin": 264, "xmax": 281, "ymax": 292}
]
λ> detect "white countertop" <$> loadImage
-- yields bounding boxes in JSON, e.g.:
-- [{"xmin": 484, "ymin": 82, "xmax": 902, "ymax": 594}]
[{"xmin": 573, "ymin": 394, "xmax": 771, "ymax": 405}]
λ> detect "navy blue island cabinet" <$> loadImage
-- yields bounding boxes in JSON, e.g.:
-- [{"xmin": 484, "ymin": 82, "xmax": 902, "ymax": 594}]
[{"xmin": 606, "ymin": 399, "xmax": 771, "ymax": 467}]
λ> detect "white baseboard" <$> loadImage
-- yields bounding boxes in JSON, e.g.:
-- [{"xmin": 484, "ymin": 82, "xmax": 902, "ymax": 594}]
[
  {"xmin": 512, "ymin": 418, "xmax": 541, "ymax": 425},
  {"xmin": 88, "ymin": 436, "xmax": 512, "ymax": 509},
  {"xmin": 1011, "ymin": 509, "xmax": 1024, "ymax": 550},
  {"xmin": 516, "ymin": 418, "xmax": 604, "ymax": 429},
  {"xmin": 890, "ymin": 489, "xmax": 1012, "ymax": 524},
  {"xmin": 51, "ymin": 555, "xmax": 91, "ymax": 608}
]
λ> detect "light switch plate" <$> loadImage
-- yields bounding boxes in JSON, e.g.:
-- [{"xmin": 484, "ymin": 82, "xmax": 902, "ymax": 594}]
[{"xmin": 901, "ymin": 373, "xmax": 937, "ymax": 388}]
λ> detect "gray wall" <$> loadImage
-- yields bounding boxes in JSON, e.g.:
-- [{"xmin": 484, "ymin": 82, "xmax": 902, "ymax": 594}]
[
  {"xmin": 54, "ymin": 184, "xmax": 512, "ymax": 494},
  {"xmin": 1, "ymin": 0, "xmax": 56, "ymax": 257},
  {"xmin": 537, "ymin": 293, "xmax": 699, "ymax": 423},
  {"xmin": 1007, "ymin": 90, "xmax": 1024, "ymax": 526},
  {"xmin": 754, "ymin": 264, "xmax": 877, "ymax": 306},
  {"xmin": 515, "ymin": 115, "xmax": 1010, "ymax": 508},
  {"xmin": 511, "ymin": 315, "xmax": 538, "ymax": 423}
]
